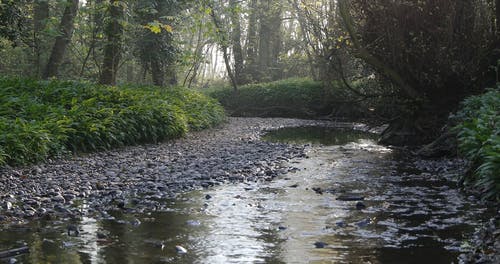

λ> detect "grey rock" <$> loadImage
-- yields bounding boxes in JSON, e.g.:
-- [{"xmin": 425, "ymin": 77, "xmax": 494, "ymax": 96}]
[
  {"xmin": 314, "ymin": 242, "xmax": 328, "ymax": 248},
  {"xmin": 2, "ymin": 201, "xmax": 13, "ymax": 210},
  {"xmin": 51, "ymin": 195, "xmax": 65, "ymax": 203},
  {"xmin": 355, "ymin": 201, "xmax": 366, "ymax": 210}
]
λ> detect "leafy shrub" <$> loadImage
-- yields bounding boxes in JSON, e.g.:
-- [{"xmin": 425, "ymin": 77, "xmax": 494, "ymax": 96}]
[
  {"xmin": 453, "ymin": 88, "xmax": 499, "ymax": 201},
  {"xmin": 0, "ymin": 78, "xmax": 225, "ymax": 166},
  {"xmin": 208, "ymin": 78, "xmax": 372, "ymax": 119}
]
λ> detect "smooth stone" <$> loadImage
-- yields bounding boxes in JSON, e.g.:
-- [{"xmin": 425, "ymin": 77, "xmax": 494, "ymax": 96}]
[
  {"xmin": 355, "ymin": 218, "xmax": 372, "ymax": 227},
  {"xmin": 51, "ymin": 195, "xmax": 65, "ymax": 203},
  {"xmin": 62, "ymin": 241, "xmax": 76, "ymax": 248},
  {"xmin": 67, "ymin": 224, "xmax": 80, "ymax": 236},
  {"xmin": 97, "ymin": 232, "xmax": 107, "ymax": 239},
  {"xmin": 336, "ymin": 221, "xmax": 347, "ymax": 228},
  {"xmin": 23, "ymin": 210, "xmax": 36, "ymax": 218},
  {"xmin": 356, "ymin": 201, "xmax": 367, "ymax": 210},
  {"xmin": 175, "ymin": 245, "xmax": 188, "ymax": 254},
  {"xmin": 314, "ymin": 242, "xmax": 328, "ymax": 248},
  {"xmin": 130, "ymin": 219, "xmax": 141, "ymax": 226},
  {"xmin": 2, "ymin": 201, "xmax": 13, "ymax": 210},
  {"xmin": 186, "ymin": 220, "xmax": 201, "ymax": 226},
  {"xmin": 312, "ymin": 187, "xmax": 323, "ymax": 195}
]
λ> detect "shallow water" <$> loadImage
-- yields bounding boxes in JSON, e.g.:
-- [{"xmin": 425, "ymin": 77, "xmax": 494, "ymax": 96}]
[{"xmin": 0, "ymin": 127, "xmax": 490, "ymax": 263}]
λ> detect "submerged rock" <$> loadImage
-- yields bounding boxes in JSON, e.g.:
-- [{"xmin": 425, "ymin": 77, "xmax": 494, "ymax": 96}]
[
  {"xmin": 356, "ymin": 201, "xmax": 366, "ymax": 210},
  {"xmin": 175, "ymin": 245, "xmax": 188, "ymax": 254},
  {"xmin": 312, "ymin": 187, "xmax": 323, "ymax": 195},
  {"xmin": 314, "ymin": 242, "xmax": 328, "ymax": 248}
]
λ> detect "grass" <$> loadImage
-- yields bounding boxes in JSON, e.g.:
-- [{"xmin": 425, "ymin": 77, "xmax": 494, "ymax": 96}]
[{"xmin": 0, "ymin": 78, "xmax": 225, "ymax": 166}]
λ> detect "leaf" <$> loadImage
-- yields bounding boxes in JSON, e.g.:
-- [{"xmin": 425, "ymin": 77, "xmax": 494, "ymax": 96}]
[{"xmin": 162, "ymin": 24, "xmax": 173, "ymax": 33}]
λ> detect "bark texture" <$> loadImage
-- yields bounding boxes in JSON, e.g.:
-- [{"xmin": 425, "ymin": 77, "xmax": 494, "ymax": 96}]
[{"xmin": 43, "ymin": 0, "xmax": 79, "ymax": 79}]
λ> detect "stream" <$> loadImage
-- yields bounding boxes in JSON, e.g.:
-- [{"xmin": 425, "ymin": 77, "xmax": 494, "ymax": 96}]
[{"xmin": 0, "ymin": 126, "xmax": 492, "ymax": 263}]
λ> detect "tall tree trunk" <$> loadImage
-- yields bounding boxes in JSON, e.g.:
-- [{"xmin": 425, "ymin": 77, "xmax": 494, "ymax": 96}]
[
  {"xmin": 291, "ymin": 0, "xmax": 318, "ymax": 79},
  {"xmin": 80, "ymin": 0, "xmax": 104, "ymax": 77},
  {"xmin": 230, "ymin": 0, "xmax": 244, "ymax": 84},
  {"xmin": 151, "ymin": 58, "xmax": 164, "ymax": 86},
  {"xmin": 166, "ymin": 64, "xmax": 177, "ymax": 85},
  {"xmin": 245, "ymin": 0, "xmax": 258, "ymax": 81},
  {"xmin": 257, "ymin": 0, "xmax": 282, "ymax": 81},
  {"xmin": 209, "ymin": 4, "xmax": 238, "ymax": 91},
  {"xmin": 258, "ymin": 0, "xmax": 271, "ymax": 81},
  {"xmin": 43, "ymin": 0, "xmax": 79, "ymax": 79},
  {"xmin": 496, "ymin": 0, "xmax": 500, "ymax": 35},
  {"xmin": 34, "ymin": 0, "xmax": 49, "ymax": 77},
  {"xmin": 99, "ymin": 0, "xmax": 123, "ymax": 85},
  {"xmin": 269, "ymin": 0, "xmax": 282, "ymax": 80}
]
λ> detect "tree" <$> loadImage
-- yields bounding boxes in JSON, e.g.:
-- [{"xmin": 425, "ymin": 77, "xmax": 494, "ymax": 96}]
[
  {"xmin": 0, "ymin": 0, "xmax": 28, "ymax": 43},
  {"xmin": 99, "ymin": 0, "xmax": 123, "ymax": 85},
  {"xmin": 229, "ymin": 0, "xmax": 244, "ymax": 84},
  {"xmin": 338, "ymin": 0, "xmax": 496, "ymax": 145},
  {"xmin": 244, "ymin": 0, "xmax": 258, "ymax": 81},
  {"xmin": 207, "ymin": 1, "xmax": 238, "ymax": 91},
  {"xmin": 497, "ymin": 0, "xmax": 500, "ymax": 35},
  {"xmin": 257, "ymin": 0, "xmax": 283, "ymax": 81},
  {"xmin": 33, "ymin": 0, "xmax": 49, "ymax": 77},
  {"xmin": 43, "ymin": 0, "xmax": 79, "ymax": 79},
  {"xmin": 134, "ymin": 0, "xmax": 184, "ymax": 86}
]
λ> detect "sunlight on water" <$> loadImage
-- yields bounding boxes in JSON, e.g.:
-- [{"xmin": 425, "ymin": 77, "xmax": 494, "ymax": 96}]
[{"xmin": 0, "ymin": 127, "xmax": 492, "ymax": 264}]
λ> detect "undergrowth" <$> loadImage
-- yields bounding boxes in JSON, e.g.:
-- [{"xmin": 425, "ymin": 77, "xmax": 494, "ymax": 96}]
[
  {"xmin": 453, "ymin": 88, "xmax": 499, "ymax": 201},
  {"xmin": 208, "ymin": 78, "xmax": 373, "ymax": 119},
  {"xmin": 0, "ymin": 78, "xmax": 225, "ymax": 166}
]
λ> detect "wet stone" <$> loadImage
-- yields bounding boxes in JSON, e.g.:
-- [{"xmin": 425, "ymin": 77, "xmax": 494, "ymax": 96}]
[
  {"xmin": 2, "ymin": 201, "xmax": 13, "ymax": 210},
  {"xmin": 356, "ymin": 201, "xmax": 367, "ymax": 210},
  {"xmin": 314, "ymin": 242, "xmax": 328, "ymax": 248}
]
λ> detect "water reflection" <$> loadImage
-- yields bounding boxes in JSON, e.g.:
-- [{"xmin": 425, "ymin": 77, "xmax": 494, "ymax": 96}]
[
  {"xmin": 0, "ymin": 128, "xmax": 491, "ymax": 264},
  {"xmin": 262, "ymin": 126, "xmax": 378, "ymax": 146}
]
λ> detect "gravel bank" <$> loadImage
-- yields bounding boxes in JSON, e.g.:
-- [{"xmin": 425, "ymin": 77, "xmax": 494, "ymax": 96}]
[{"xmin": 0, "ymin": 118, "xmax": 340, "ymax": 224}]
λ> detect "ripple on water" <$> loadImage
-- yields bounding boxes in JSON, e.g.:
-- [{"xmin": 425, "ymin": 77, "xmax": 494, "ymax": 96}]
[{"xmin": 0, "ymin": 125, "xmax": 493, "ymax": 264}]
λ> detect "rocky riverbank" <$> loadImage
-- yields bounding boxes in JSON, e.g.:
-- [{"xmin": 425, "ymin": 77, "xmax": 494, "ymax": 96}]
[{"xmin": 0, "ymin": 118, "xmax": 342, "ymax": 225}]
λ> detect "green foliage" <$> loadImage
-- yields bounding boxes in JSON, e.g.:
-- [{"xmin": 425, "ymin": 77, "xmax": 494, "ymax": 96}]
[
  {"xmin": 208, "ymin": 78, "xmax": 369, "ymax": 118},
  {"xmin": 454, "ymin": 88, "xmax": 500, "ymax": 201},
  {"xmin": 0, "ymin": 77, "xmax": 225, "ymax": 166}
]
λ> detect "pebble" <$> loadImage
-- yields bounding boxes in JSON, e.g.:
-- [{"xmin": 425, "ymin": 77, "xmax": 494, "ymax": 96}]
[
  {"xmin": 2, "ymin": 201, "xmax": 13, "ymax": 210},
  {"xmin": 175, "ymin": 245, "xmax": 188, "ymax": 254},
  {"xmin": 314, "ymin": 242, "xmax": 328, "ymax": 248},
  {"xmin": 0, "ymin": 118, "xmax": 325, "ymax": 225},
  {"xmin": 356, "ymin": 201, "xmax": 366, "ymax": 210},
  {"xmin": 186, "ymin": 220, "xmax": 201, "ymax": 226},
  {"xmin": 312, "ymin": 187, "xmax": 323, "ymax": 195}
]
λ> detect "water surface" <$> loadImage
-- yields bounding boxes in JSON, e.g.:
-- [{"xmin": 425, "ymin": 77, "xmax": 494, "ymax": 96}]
[{"xmin": 0, "ymin": 126, "xmax": 490, "ymax": 263}]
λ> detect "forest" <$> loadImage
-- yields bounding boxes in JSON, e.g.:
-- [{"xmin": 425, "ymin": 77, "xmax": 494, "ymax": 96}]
[{"xmin": 0, "ymin": 0, "xmax": 499, "ymax": 263}]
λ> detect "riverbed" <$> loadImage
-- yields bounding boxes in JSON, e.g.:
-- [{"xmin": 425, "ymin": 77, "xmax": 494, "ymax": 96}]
[{"xmin": 0, "ymin": 118, "xmax": 493, "ymax": 263}]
